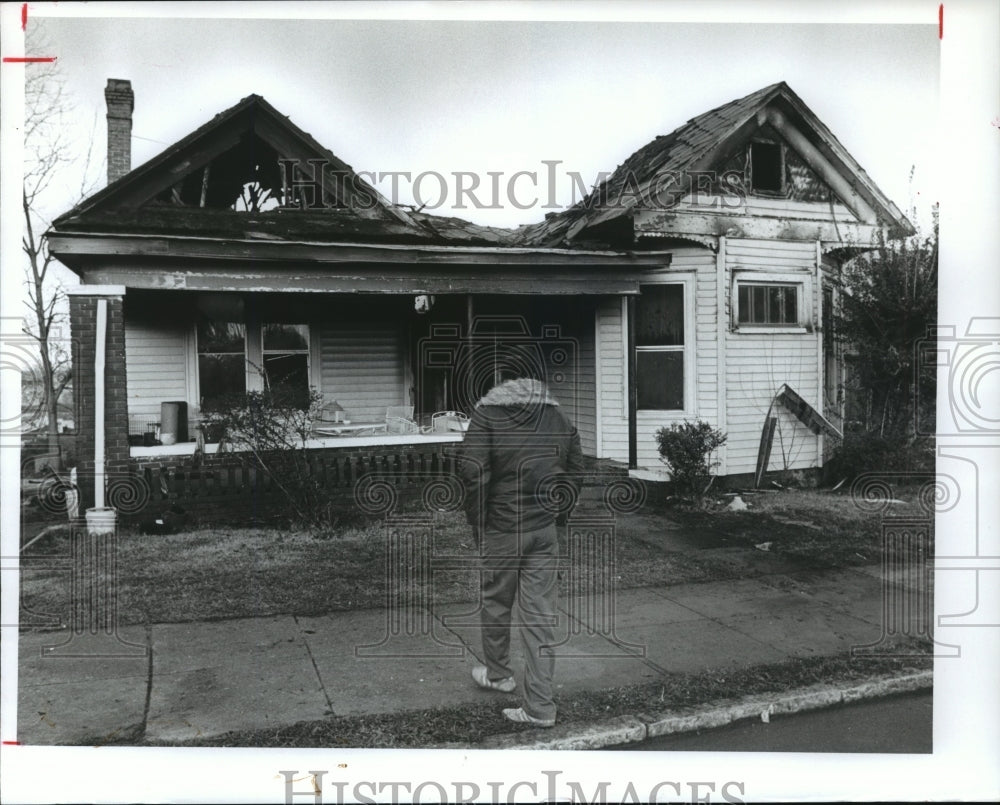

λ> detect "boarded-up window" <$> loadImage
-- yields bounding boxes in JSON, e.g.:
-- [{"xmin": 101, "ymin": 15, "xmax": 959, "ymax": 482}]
[
  {"xmin": 197, "ymin": 322, "xmax": 246, "ymax": 407},
  {"xmin": 636, "ymin": 284, "xmax": 685, "ymax": 410}
]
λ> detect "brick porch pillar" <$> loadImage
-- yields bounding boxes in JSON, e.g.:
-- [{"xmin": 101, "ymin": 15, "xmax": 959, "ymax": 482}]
[{"xmin": 67, "ymin": 285, "xmax": 129, "ymax": 511}]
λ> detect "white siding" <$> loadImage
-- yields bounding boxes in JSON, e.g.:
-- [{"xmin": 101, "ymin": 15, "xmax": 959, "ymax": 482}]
[
  {"xmin": 317, "ymin": 321, "xmax": 406, "ymax": 423},
  {"xmin": 572, "ymin": 313, "xmax": 597, "ymax": 457},
  {"xmin": 125, "ymin": 320, "xmax": 191, "ymax": 417},
  {"xmin": 724, "ymin": 238, "xmax": 822, "ymax": 475},
  {"xmin": 596, "ymin": 297, "xmax": 627, "ymax": 462},
  {"xmin": 598, "ymin": 246, "xmax": 720, "ymax": 468}
]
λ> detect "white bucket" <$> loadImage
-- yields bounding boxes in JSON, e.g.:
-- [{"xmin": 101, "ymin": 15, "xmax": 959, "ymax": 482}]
[{"xmin": 85, "ymin": 506, "xmax": 117, "ymax": 536}]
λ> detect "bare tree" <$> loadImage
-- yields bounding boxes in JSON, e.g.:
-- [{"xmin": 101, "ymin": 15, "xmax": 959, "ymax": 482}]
[{"xmin": 21, "ymin": 29, "xmax": 99, "ymax": 468}]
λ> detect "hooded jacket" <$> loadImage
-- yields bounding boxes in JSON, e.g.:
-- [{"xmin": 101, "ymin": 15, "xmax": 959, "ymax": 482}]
[{"xmin": 459, "ymin": 378, "xmax": 584, "ymax": 534}]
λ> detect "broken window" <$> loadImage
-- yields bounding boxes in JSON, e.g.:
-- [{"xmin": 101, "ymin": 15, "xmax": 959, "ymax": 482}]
[
  {"xmin": 197, "ymin": 321, "xmax": 247, "ymax": 407},
  {"xmin": 262, "ymin": 323, "xmax": 310, "ymax": 407},
  {"xmin": 749, "ymin": 140, "xmax": 784, "ymax": 194},
  {"xmin": 635, "ymin": 283, "xmax": 685, "ymax": 410}
]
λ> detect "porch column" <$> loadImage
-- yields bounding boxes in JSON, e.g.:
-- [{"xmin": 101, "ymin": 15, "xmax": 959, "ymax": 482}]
[
  {"xmin": 626, "ymin": 295, "xmax": 638, "ymax": 470},
  {"xmin": 67, "ymin": 286, "xmax": 129, "ymax": 511}
]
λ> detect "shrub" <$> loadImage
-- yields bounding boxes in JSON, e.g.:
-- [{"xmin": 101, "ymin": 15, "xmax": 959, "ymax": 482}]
[
  {"xmin": 655, "ymin": 421, "xmax": 727, "ymax": 500},
  {"xmin": 199, "ymin": 387, "xmax": 331, "ymax": 526}
]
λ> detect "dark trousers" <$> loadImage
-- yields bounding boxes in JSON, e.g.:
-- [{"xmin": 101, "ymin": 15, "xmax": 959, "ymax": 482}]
[{"xmin": 480, "ymin": 521, "xmax": 559, "ymax": 721}]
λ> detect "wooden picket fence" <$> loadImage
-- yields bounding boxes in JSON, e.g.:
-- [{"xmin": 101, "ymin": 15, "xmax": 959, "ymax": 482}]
[{"xmin": 133, "ymin": 444, "xmax": 460, "ymax": 523}]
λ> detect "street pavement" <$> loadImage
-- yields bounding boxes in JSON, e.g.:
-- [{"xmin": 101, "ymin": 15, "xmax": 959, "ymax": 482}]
[
  {"xmin": 612, "ymin": 689, "xmax": 932, "ymax": 753},
  {"xmin": 15, "ymin": 562, "xmax": 933, "ymax": 747}
]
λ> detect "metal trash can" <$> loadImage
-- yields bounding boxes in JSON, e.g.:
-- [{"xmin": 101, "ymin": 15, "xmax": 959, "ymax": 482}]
[{"xmin": 159, "ymin": 401, "xmax": 188, "ymax": 445}]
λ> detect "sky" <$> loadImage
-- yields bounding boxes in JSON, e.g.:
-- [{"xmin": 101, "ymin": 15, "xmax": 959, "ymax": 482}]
[{"xmin": 31, "ymin": 11, "xmax": 940, "ymax": 233}]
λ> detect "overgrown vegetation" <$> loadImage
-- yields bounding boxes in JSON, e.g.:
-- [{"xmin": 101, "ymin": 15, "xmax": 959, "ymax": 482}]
[
  {"xmin": 831, "ymin": 207, "xmax": 937, "ymax": 478},
  {"xmin": 655, "ymin": 420, "xmax": 728, "ymax": 501},
  {"xmin": 199, "ymin": 387, "xmax": 331, "ymax": 527}
]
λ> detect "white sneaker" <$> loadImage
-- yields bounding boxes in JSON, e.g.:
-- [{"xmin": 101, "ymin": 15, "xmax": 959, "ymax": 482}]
[
  {"xmin": 472, "ymin": 665, "xmax": 516, "ymax": 693},
  {"xmin": 502, "ymin": 707, "xmax": 555, "ymax": 728}
]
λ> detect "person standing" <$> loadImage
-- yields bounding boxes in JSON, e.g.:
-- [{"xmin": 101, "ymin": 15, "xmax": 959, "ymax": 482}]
[{"xmin": 459, "ymin": 375, "xmax": 583, "ymax": 727}]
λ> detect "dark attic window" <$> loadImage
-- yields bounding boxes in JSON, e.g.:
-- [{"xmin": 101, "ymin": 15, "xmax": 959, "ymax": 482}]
[{"xmin": 749, "ymin": 140, "xmax": 784, "ymax": 195}]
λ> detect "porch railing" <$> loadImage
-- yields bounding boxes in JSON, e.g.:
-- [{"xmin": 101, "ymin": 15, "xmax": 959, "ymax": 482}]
[
  {"xmin": 128, "ymin": 444, "xmax": 628, "ymax": 526},
  {"xmin": 131, "ymin": 443, "xmax": 461, "ymax": 523}
]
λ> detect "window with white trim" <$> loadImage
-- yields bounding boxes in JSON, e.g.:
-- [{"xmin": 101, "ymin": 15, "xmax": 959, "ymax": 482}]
[
  {"xmin": 733, "ymin": 273, "xmax": 810, "ymax": 331},
  {"xmin": 738, "ymin": 283, "xmax": 799, "ymax": 325},
  {"xmin": 635, "ymin": 283, "xmax": 685, "ymax": 410}
]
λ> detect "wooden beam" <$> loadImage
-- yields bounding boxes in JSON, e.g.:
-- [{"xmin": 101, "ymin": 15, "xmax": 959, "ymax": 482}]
[
  {"xmin": 199, "ymin": 163, "xmax": 211, "ymax": 208},
  {"xmin": 777, "ymin": 384, "xmax": 843, "ymax": 439},
  {"xmin": 626, "ymin": 295, "xmax": 638, "ymax": 470},
  {"xmin": 754, "ymin": 416, "xmax": 778, "ymax": 488},
  {"xmin": 760, "ymin": 108, "xmax": 878, "ymax": 224},
  {"xmin": 79, "ymin": 263, "xmax": 646, "ymax": 296},
  {"xmin": 91, "ymin": 128, "xmax": 246, "ymax": 212}
]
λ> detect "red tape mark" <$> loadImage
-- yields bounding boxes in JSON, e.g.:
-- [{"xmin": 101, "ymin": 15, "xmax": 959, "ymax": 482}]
[
  {"xmin": 21, "ymin": 3, "xmax": 27, "ymax": 31},
  {"xmin": 939, "ymin": 4, "xmax": 943, "ymax": 39},
  {"xmin": 2, "ymin": 740, "xmax": 20, "ymax": 746},
  {"xmin": 3, "ymin": 57, "xmax": 57, "ymax": 63}
]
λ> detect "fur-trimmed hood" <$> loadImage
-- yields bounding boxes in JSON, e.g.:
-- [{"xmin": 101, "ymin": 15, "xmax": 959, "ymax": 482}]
[{"xmin": 475, "ymin": 378, "xmax": 559, "ymax": 408}]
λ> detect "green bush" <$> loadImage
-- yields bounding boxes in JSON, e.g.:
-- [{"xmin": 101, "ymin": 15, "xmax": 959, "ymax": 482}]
[{"xmin": 655, "ymin": 421, "xmax": 727, "ymax": 499}]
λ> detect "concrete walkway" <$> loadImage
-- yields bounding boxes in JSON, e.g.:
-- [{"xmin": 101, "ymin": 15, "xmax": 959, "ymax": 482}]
[{"xmin": 15, "ymin": 563, "xmax": 931, "ymax": 746}]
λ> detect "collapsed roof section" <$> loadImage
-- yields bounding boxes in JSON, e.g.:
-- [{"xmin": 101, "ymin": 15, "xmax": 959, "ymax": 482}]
[{"xmin": 50, "ymin": 82, "xmax": 913, "ymax": 258}]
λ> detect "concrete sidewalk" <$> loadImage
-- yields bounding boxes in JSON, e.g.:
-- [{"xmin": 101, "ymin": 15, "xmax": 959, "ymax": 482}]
[{"xmin": 15, "ymin": 562, "xmax": 930, "ymax": 746}]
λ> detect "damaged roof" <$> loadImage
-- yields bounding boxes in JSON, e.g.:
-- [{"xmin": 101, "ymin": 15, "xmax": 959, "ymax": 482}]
[
  {"xmin": 51, "ymin": 92, "xmax": 527, "ymax": 249},
  {"xmin": 519, "ymin": 81, "xmax": 913, "ymax": 247},
  {"xmin": 50, "ymin": 82, "xmax": 912, "ymax": 255}
]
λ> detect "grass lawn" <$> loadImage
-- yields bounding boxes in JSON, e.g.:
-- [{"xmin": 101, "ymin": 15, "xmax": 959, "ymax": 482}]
[{"xmin": 19, "ymin": 486, "xmax": 929, "ymax": 628}]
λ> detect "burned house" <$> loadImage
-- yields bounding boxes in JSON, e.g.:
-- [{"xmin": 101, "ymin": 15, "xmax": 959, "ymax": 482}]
[{"xmin": 47, "ymin": 80, "xmax": 912, "ymax": 517}]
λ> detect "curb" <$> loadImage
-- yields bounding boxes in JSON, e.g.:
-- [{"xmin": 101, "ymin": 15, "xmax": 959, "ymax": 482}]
[{"xmin": 473, "ymin": 669, "xmax": 932, "ymax": 750}]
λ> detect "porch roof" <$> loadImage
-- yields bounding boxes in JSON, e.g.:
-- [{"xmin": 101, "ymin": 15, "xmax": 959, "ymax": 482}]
[{"xmin": 49, "ymin": 231, "xmax": 672, "ymax": 295}]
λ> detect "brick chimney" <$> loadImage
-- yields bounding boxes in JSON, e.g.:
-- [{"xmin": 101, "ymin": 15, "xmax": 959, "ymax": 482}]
[{"xmin": 104, "ymin": 79, "xmax": 133, "ymax": 184}]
